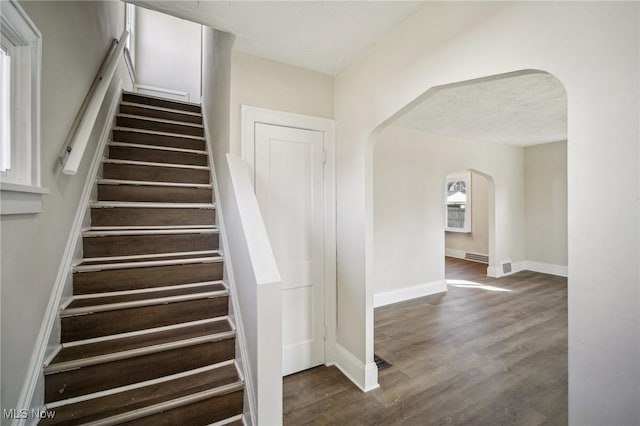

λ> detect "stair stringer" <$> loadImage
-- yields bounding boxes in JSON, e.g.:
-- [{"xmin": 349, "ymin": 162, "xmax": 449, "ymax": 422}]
[
  {"xmin": 203, "ymin": 112, "xmax": 256, "ymax": 426},
  {"xmin": 14, "ymin": 78, "xmax": 124, "ymax": 426}
]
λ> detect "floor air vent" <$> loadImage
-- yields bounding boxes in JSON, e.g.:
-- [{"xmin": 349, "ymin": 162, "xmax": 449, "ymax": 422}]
[
  {"xmin": 465, "ymin": 252, "xmax": 489, "ymax": 264},
  {"xmin": 374, "ymin": 354, "xmax": 392, "ymax": 370},
  {"xmin": 502, "ymin": 261, "xmax": 512, "ymax": 274}
]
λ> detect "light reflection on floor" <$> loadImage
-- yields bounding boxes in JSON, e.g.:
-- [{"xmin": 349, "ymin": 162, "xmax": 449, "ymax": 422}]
[{"xmin": 446, "ymin": 279, "xmax": 512, "ymax": 292}]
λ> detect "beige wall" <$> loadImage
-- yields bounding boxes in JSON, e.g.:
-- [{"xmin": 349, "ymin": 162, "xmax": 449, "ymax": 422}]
[
  {"xmin": 229, "ymin": 51, "xmax": 334, "ymax": 155},
  {"xmin": 524, "ymin": 141, "xmax": 567, "ymax": 266},
  {"xmin": 1, "ymin": 1, "xmax": 128, "ymax": 415},
  {"xmin": 374, "ymin": 125, "xmax": 524, "ymax": 295},
  {"xmin": 135, "ymin": 7, "xmax": 201, "ymax": 101},
  {"xmin": 445, "ymin": 171, "xmax": 490, "ymax": 256}
]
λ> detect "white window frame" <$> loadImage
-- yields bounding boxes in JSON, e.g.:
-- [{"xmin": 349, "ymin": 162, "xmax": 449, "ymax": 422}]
[
  {"xmin": 445, "ymin": 170, "xmax": 472, "ymax": 233},
  {"xmin": 1, "ymin": 44, "xmax": 11, "ymax": 172},
  {"xmin": 0, "ymin": 0, "xmax": 48, "ymax": 215},
  {"xmin": 124, "ymin": 3, "xmax": 136, "ymax": 82},
  {"xmin": 125, "ymin": 3, "xmax": 136, "ymax": 59}
]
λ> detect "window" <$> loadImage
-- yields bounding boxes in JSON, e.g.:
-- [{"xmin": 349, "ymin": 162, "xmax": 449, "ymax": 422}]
[
  {"xmin": 0, "ymin": 0, "xmax": 47, "ymax": 215},
  {"xmin": 124, "ymin": 3, "xmax": 136, "ymax": 81},
  {"xmin": 0, "ymin": 45, "xmax": 10, "ymax": 172},
  {"xmin": 445, "ymin": 170, "xmax": 471, "ymax": 233}
]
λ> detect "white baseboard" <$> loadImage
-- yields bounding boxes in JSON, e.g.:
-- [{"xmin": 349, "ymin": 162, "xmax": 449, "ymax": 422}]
[
  {"xmin": 134, "ymin": 84, "xmax": 190, "ymax": 102},
  {"xmin": 14, "ymin": 79, "xmax": 123, "ymax": 426},
  {"xmin": 334, "ymin": 344, "xmax": 379, "ymax": 392},
  {"xmin": 486, "ymin": 266, "xmax": 500, "ymax": 278},
  {"xmin": 444, "ymin": 248, "xmax": 465, "ymax": 259},
  {"xmin": 511, "ymin": 261, "xmax": 526, "ymax": 274},
  {"xmin": 524, "ymin": 261, "xmax": 568, "ymax": 277},
  {"xmin": 445, "ymin": 248, "xmax": 489, "ymax": 264},
  {"xmin": 489, "ymin": 260, "xmax": 525, "ymax": 277},
  {"xmin": 373, "ymin": 280, "xmax": 446, "ymax": 308},
  {"xmin": 487, "ymin": 260, "xmax": 567, "ymax": 278}
]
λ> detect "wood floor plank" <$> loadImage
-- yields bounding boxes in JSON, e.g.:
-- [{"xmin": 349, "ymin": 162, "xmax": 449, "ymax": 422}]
[{"xmin": 283, "ymin": 257, "xmax": 567, "ymax": 425}]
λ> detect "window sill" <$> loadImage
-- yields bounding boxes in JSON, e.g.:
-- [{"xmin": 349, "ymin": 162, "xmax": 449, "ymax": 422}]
[
  {"xmin": 445, "ymin": 229, "xmax": 472, "ymax": 234},
  {"xmin": 1, "ymin": 182, "xmax": 49, "ymax": 215}
]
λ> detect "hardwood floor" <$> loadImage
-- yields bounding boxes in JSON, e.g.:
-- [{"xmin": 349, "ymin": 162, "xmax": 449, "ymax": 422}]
[{"xmin": 283, "ymin": 257, "xmax": 567, "ymax": 425}]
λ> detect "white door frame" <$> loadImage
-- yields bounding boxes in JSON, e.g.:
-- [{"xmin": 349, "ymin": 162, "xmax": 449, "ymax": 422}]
[{"xmin": 241, "ymin": 104, "xmax": 337, "ymax": 367}]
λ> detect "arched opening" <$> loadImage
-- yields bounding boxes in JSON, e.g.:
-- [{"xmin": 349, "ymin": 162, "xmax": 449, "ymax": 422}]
[
  {"xmin": 368, "ymin": 69, "xmax": 568, "ymax": 420},
  {"xmin": 444, "ymin": 169, "xmax": 495, "ymax": 274}
]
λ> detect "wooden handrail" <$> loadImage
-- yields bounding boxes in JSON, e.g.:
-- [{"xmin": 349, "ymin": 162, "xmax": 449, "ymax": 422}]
[{"xmin": 60, "ymin": 30, "xmax": 129, "ymax": 175}]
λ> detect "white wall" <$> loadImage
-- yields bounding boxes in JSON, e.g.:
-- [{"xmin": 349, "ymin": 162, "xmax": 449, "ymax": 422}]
[
  {"xmin": 335, "ymin": 2, "xmax": 639, "ymax": 423},
  {"xmin": 135, "ymin": 7, "xmax": 201, "ymax": 101},
  {"xmin": 1, "ymin": 0, "xmax": 129, "ymax": 416},
  {"xmin": 230, "ymin": 51, "xmax": 333, "ymax": 156},
  {"xmin": 445, "ymin": 171, "xmax": 489, "ymax": 256},
  {"xmin": 524, "ymin": 141, "xmax": 567, "ymax": 268},
  {"xmin": 373, "ymin": 125, "xmax": 522, "ymax": 296}
]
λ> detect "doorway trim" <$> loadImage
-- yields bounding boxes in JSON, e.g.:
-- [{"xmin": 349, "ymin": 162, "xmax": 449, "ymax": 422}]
[{"xmin": 241, "ymin": 104, "xmax": 337, "ymax": 367}]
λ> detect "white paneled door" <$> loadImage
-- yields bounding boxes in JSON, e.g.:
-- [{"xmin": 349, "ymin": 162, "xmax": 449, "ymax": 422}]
[{"xmin": 254, "ymin": 123, "xmax": 325, "ymax": 376}]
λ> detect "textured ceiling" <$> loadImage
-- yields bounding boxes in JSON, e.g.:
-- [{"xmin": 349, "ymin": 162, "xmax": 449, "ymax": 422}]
[
  {"xmin": 393, "ymin": 72, "xmax": 567, "ymax": 147},
  {"xmin": 130, "ymin": 1, "xmax": 425, "ymax": 75}
]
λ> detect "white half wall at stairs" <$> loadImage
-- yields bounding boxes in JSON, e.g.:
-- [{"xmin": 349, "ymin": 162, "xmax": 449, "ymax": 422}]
[
  {"xmin": 203, "ymin": 117, "xmax": 256, "ymax": 426},
  {"xmin": 210, "ymin": 149, "xmax": 283, "ymax": 426}
]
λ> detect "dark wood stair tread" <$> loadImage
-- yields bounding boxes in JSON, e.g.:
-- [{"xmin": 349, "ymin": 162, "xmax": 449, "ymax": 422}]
[
  {"xmin": 79, "ymin": 250, "xmax": 221, "ymax": 266},
  {"xmin": 90, "ymin": 200, "xmax": 214, "ymax": 207},
  {"xmin": 120, "ymin": 100, "xmax": 203, "ymax": 114},
  {"xmin": 108, "ymin": 144, "xmax": 208, "ymax": 166},
  {"xmin": 73, "ymin": 262, "xmax": 224, "ymax": 294},
  {"xmin": 116, "ymin": 115, "xmax": 204, "ymax": 137},
  {"xmin": 109, "ymin": 141, "xmax": 206, "ymax": 153},
  {"xmin": 121, "ymin": 388, "xmax": 243, "ymax": 426},
  {"xmin": 102, "ymin": 161, "xmax": 211, "ymax": 185},
  {"xmin": 41, "ymin": 365, "xmax": 241, "ymax": 425},
  {"xmin": 82, "ymin": 232, "xmax": 219, "ymax": 258},
  {"xmin": 83, "ymin": 227, "xmax": 219, "ymax": 235},
  {"xmin": 97, "ymin": 184, "xmax": 213, "ymax": 203},
  {"xmin": 66, "ymin": 281, "xmax": 226, "ymax": 309},
  {"xmin": 60, "ymin": 295, "xmax": 229, "ymax": 343},
  {"xmin": 121, "ymin": 91, "xmax": 202, "ymax": 113},
  {"xmin": 112, "ymin": 126, "xmax": 204, "ymax": 140},
  {"xmin": 49, "ymin": 318, "xmax": 232, "ymax": 366},
  {"xmin": 102, "ymin": 159, "xmax": 209, "ymax": 170},
  {"xmin": 119, "ymin": 102, "xmax": 203, "ymax": 124},
  {"xmin": 89, "ymin": 201, "xmax": 216, "ymax": 228},
  {"xmin": 111, "ymin": 128, "xmax": 206, "ymax": 151},
  {"xmin": 96, "ymin": 179, "xmax": 212, "ymax": 188},
  {"xmin": 116, "ymin": 113, "xmax": 204, "ymax": 129},
  {"xmin": 87, "ymin": 225, "xmax": 219, "ymax": 231}
]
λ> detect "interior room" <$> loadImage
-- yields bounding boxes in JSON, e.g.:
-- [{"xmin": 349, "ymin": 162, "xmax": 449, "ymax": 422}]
[{"xmin": 0, "ymin": 2, "xmax": 637, "ymax": 425}]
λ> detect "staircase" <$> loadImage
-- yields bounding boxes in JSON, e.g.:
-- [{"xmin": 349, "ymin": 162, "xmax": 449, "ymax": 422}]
[{"xmin": 40, "ymin": 92, "xmax": 245, "ymax": 425}]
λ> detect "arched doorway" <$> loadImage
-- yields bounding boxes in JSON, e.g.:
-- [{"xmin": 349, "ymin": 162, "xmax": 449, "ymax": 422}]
[
  {"xmin": 444, "ymin": 169, "xmax": 495, "ymax": 275},
  {"xmin": 368, "ymin": 69, "xmax": 568, "ymax": 422}
]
